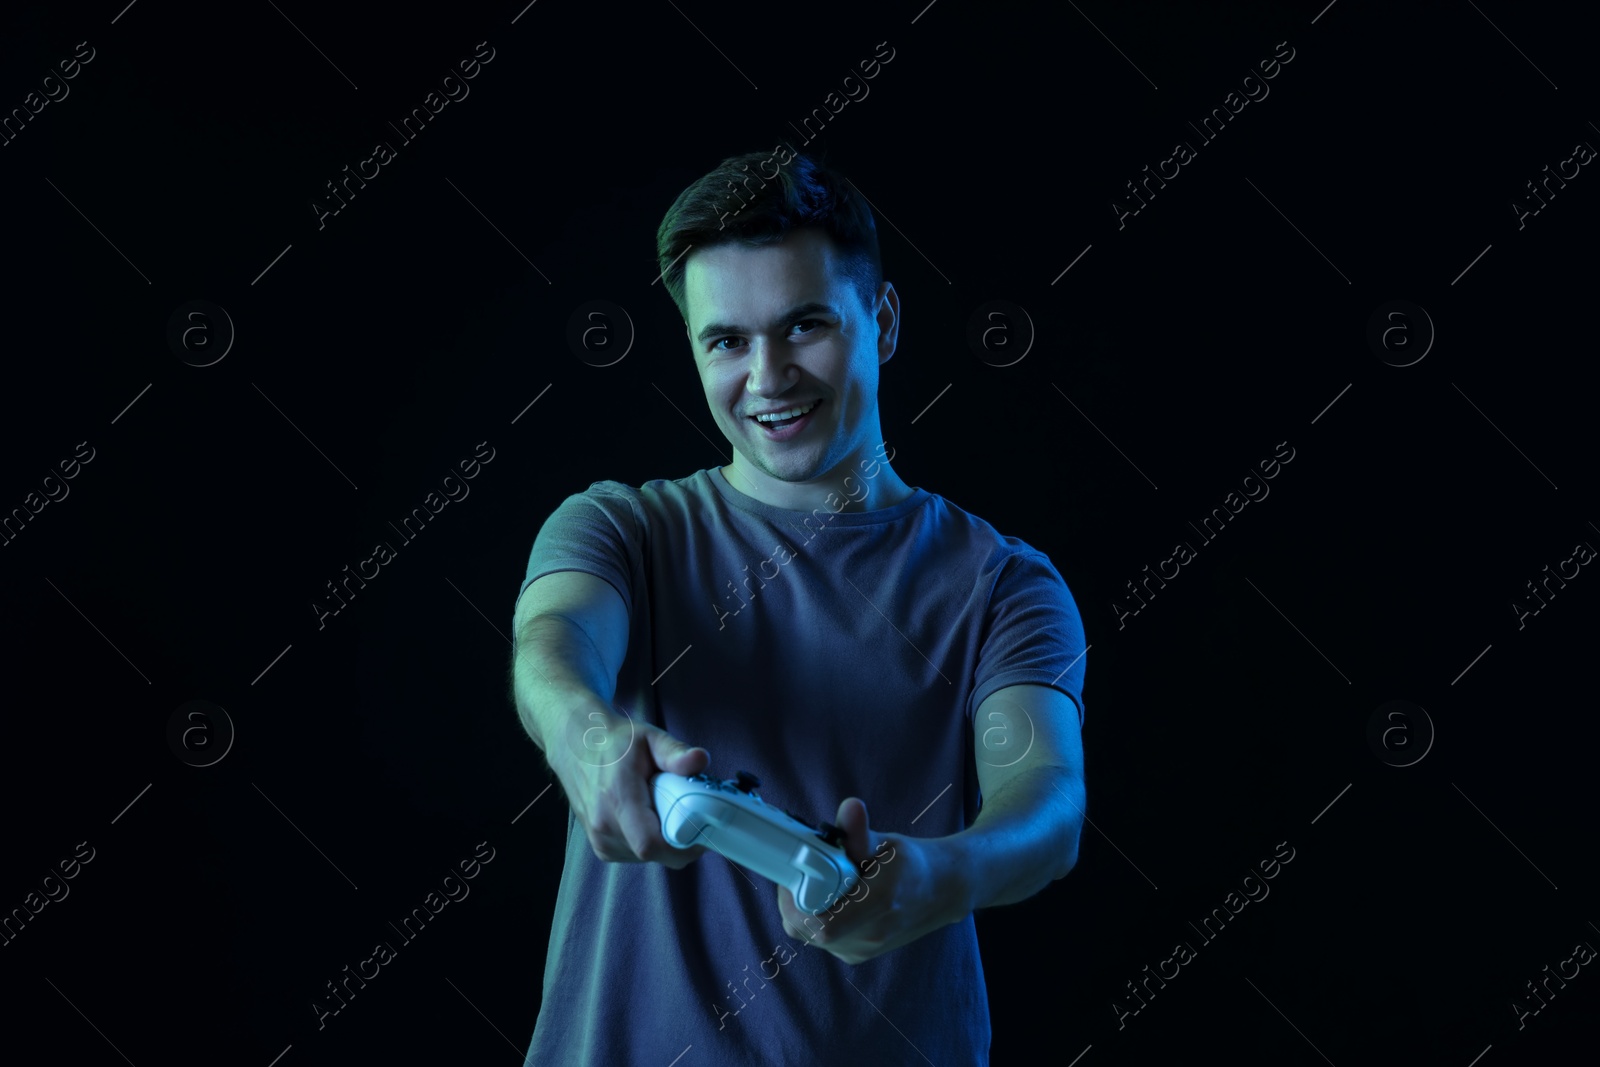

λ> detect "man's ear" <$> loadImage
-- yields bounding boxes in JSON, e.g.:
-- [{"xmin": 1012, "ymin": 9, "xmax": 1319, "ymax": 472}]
[{"xmin": 875, "ymin": 281, "xmax": 900, "ymax": 364}]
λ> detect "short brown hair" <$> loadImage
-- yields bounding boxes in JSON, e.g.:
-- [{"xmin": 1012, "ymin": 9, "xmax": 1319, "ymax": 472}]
[{"xmin": 656, "ymin": 150, "xmax": 883, "ymax": 324}]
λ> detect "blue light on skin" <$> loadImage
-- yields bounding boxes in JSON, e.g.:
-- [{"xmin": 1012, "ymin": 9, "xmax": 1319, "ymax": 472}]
[{"xmin": 684, "ymin": 228, "xmax": 915, "ymax": 515}]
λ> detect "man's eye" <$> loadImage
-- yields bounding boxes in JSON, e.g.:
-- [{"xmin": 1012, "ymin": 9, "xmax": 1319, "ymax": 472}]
[{"xmin": 712, "ymin": 322, "xmax": 820, "ymax": 351}]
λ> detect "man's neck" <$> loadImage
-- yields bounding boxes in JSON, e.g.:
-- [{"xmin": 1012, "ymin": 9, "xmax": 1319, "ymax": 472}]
[{"xmin": 721, "ymin": 463, "xmax": 913, "ymax": 514}]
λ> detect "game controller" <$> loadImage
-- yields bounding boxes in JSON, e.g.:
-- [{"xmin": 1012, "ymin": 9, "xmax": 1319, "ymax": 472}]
[{"xmin": 652, "ymin": 770, "xmax": 860, "ymax": 915}]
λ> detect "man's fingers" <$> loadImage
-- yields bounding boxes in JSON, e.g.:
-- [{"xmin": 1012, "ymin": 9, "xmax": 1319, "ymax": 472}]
[
  {"xmin": 615, "ymin": 762, "xmax": 666, "ymax": 860},
  {"xmin": 616, "ymin": 770, "xmax": 704, "ymax": 867},
  {"xmin": 572, "ymin": 724, "xmax": 717, "ymax": 867},
  {"xmin": 648, "ymin": 726, "xmax": 709, "ymax": 777}
]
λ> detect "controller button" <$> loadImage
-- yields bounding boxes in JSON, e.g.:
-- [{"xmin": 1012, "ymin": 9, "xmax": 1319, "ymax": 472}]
[
  {"xmin": 817, "ymin": 821, "xmax": 845, "ymax": 847},
  {"xmin": 734, "ymin": 770, "xmax": 761, "ymax": 793}
]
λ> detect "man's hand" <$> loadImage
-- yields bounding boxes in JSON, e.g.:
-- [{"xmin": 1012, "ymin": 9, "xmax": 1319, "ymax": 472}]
[
  {"xmin": 777, "ymin": 797, "xmax": 970, "ymax": 965},
  {"xmin": 549, "ymin": 698, "xmax": 711, "ymax": 869}
]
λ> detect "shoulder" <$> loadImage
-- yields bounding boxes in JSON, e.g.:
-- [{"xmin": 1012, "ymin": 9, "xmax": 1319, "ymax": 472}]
[
  {"xmin": 943, "ymin": 497, "xmax": 1072, "ymax": 583},
  {"xmin": 554, "ymin": 469, "xmax": 709, "ymax": 519}
]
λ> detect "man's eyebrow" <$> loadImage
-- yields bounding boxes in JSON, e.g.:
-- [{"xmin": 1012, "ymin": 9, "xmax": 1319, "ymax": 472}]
[{"xmin": 695, "ymin": 302, "xmax": 839, "ymax": 345}]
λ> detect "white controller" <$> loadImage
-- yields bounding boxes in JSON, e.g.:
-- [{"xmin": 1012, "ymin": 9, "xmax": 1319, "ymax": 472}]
[{"xmin": 653, "ymin": 771, "xmax": 860, "ymax": 914}]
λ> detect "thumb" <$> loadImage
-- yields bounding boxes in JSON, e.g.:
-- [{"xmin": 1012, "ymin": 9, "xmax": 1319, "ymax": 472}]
[
  {"xmin": 649, "ymin": 727, "xmax": 708, "ymax": 776},
  {"xmin": 835, "ymin": 797, "xmax": 873, "ymax": 867}
]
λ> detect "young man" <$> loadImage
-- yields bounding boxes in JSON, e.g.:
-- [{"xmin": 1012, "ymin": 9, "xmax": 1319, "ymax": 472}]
[{"xmin": 509, "ymin": 150, "xmax": 1088, "ymax": 1064}]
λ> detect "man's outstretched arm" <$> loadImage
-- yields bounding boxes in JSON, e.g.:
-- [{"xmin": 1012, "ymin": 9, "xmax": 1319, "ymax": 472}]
[
  {"xmin": 954, "ymin": 683, "xmax": 1085, "ymax": 909},
  {"xmin": 509, "ymin": 569, "xmax": 710, "ymax": 866}
]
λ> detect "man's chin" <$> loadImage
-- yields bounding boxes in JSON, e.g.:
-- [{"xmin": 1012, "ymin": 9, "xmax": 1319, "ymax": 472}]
[{"xmin": 730, "ymin": 456, "xmax": 827, "ymax": 487}]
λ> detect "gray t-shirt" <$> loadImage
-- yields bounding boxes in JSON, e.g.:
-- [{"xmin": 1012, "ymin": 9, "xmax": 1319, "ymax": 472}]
[{"xmin": 514, "ymin": 466, "xmax": 1087, "ymax": 1065}]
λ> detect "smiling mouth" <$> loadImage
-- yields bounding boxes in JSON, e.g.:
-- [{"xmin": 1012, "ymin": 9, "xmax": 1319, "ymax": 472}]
[{"xmin": 748, "ymin": 398, "xmax": 823, "ymax": 432}]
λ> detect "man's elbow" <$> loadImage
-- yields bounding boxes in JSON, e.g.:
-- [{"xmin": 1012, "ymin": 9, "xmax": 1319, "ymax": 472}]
[
  {"xmin": 1053, "ymin": 834, "xmax": 1080, "ymax": 882},
  {"xmin": 1051, "ymin": 783, "xmax": 1084, "ymax": 881}
]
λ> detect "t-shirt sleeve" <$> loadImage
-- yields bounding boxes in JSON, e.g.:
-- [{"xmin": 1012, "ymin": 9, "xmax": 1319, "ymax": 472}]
[
  {"xmin": 968, "ymin": 549, "xmax": 1088, "ymax": 727},
  {"xmin": 511, "ymin": 481, "xmax": 643, "ymax": 627}
]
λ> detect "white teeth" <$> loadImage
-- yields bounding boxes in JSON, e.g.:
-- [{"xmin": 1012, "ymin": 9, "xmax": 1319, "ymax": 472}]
[{"xmin": 754, "ymin": 401, "xmax": 817, "ymax": 423}]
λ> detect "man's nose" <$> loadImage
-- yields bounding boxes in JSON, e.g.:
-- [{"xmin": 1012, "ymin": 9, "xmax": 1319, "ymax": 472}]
[{"xmin": 746, "ymin": 339, "xmax": 797, "ymax": 394}]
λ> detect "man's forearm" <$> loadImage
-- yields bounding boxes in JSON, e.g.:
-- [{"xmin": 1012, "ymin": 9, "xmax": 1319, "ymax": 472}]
[
  {"xmin": 511, "ymin": 613, "xmax": 617, "ymax": 760},
  {"xmin": 943, "ymin": 765, "xmax": 1083, "ymax": 912}
]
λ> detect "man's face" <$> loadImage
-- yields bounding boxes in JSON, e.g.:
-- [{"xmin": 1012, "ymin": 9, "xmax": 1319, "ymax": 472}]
[{"xmin": 683, "ymin": 228, "xmax": 896, "ymax": 494}]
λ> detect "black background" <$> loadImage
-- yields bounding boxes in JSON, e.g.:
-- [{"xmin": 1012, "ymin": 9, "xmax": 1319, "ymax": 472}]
[{"xmin": 1, "ymin": 1, "xmax": 1596, "ymax": 1064}]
